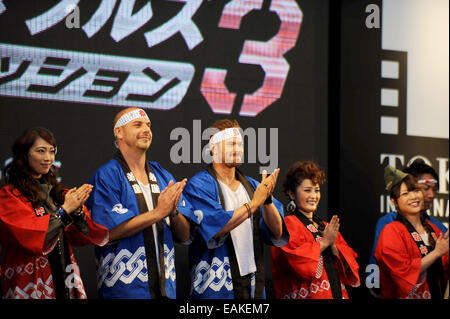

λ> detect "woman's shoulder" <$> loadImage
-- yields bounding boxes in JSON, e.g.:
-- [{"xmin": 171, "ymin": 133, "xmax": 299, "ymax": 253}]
[
  {"xmin": 383, "ymin": 220, "xmax": 405, "ymax": 231},
  {"xmin": 0, "ymin": 184, "xmax": 20, "ymax": 198},
  {"xmin": 0, "ymin": 184, "xmax": 30, "ymax": 216},
  {"xmin": 379, "ymin": 220, "xmax": 405, "ymax": 235},
  {"xmin": 284, "ymin": 215, "xmax": 308, "ymax": 231},
  {"xmin": 378, "ymin": 220, "xmax": 410, "ymax": 244}
]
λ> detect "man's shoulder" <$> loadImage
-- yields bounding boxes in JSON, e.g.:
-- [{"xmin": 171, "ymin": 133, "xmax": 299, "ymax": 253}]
[
  {"xmin": 184, "ymin": 170, "xmax": 218, "ymax": 193},
  {"xmin": 427, "ymin": 214, "xmax": 447, "ymax": 228},
  {"xmin": 376, "ymin": 211, "xmax": 397, "ymax": 226},
  {"xmin": 98, "ymin": 158, "xmax": 121, "ymax": 171},
  {"xmin": 244, "ymin": 175, "xmax": 259, "ymax": 187},
  {"xmin": 186, "ymin": 169, "xmax": 258, "ymax": 186},
  {"xmin": 148, "ymin": 160, "xmax": 162, "ymax": 170},
  {"xmin": 91, "ymin": 158, "xmax": 122, "ymax": 181},
  {"xmin": 148, "ymin": 161, "xmax": 172, "ymax": 175},
  {"xmin": 148, "ymin": 161, "xmax": 176, "ymax": 182},
  {"xmin": 188, "ymin": 169, "xmax": 214, "ymax": 183}
]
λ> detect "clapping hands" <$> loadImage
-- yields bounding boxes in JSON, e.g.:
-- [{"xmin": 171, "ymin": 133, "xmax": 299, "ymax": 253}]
[{"xmin": 62, "ymin": 184, "xmax": 93, "ymax": 214}]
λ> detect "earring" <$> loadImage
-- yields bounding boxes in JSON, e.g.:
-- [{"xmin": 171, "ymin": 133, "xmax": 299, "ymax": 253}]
[{"xmin": 286, "ymin": 200, "xmax": 296, "ymax": 213}]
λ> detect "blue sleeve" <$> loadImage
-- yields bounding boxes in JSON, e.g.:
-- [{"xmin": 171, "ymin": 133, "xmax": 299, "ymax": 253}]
[
  {"xmin": 369, "ymin": 212, "xmax": 397, "ymax": 265},
  {"xmin": 246, "ymin": 177, "xmax": 289, "ymax": 247},
  {"xmin": 429, "ymin": 216, "xmax": 448, "ymax": 234},
  {"xmin": 258, "ymin": 196, "xmax": 289, "ymax": 247},
  {"xmin": 86, "ymin": 164, "xmax": 138, "ymax": 231},
  {"xmin": 183, "ymin": 172, "xmax": 234, "ymax": 248}
]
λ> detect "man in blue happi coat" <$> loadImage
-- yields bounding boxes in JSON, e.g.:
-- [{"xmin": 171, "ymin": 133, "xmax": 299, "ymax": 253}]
[
  {"xmin": 183, "ymin": 119, "xmax": 289, "ymax": 299},
  {"xmin": 86, "ymin": 107, "xmax": 194, "ymax": 299}
]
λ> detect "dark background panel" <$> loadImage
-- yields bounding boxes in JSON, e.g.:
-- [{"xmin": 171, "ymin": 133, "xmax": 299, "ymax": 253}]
[{"xmin": 338, "ymin": 0, "xmax": 383, "ymax": 299}]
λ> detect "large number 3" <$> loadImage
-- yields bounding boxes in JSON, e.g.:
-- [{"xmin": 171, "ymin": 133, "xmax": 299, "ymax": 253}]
[{"xmin": 201, "ymin": 0, "xmax": 303, "ymax": 117}]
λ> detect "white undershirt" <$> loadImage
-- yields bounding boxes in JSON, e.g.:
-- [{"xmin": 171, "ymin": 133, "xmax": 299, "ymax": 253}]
[
  {"xmin": 138, "ymin": 180, "xmax": 161, "ymax": 277},
  {"xmin": 420, "ymin": 232, "xmax": 430, "ymax": 246},
  {"xmin": 218, "ymin": 180, "xmax": 256, "ymax": 276}
]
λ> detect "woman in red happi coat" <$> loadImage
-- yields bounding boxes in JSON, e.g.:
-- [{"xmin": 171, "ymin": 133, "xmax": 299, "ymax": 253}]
[
  {"xmin": 375, "ymin": 166, "xmax": 449, "ymax": 299},
  {"xmin": 0, "ymin": 127, "xmax": 108, "ymax": 299},
  {"xmin": 271, "ymin": 161, "xmax": 360, "ymax": 299}
]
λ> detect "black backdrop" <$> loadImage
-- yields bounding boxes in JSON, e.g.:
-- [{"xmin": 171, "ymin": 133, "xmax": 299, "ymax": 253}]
[{"xmin": 0, "ymin": 0, "xmax": 448, "ymax": 301}]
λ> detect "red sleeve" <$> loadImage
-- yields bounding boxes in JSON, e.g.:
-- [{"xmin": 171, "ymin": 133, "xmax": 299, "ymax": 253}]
[
  {"xmin": 442, "ymin": 253, "xmax": 449, "ymax": 284},
  {"xmin": 278, "ymin": 216, "xmax": 322, "ymax": 280},
  {"xmin": 65, "ymin": 205, "xmax": 109, "ymax": 247},
  {"xmin": 0, "ymin": 186, "xmax": 50, "ymax": 254},
  {"xmin": 334, "ymin": 232, "xmax": 360, "ymax": 287},
  {"xmin": 375, "ymin": 222, "xmax": 423, "ymax": 298},
  {"xmin": 429, "ymin": 223, "xmax": 449, "ymax": 284}
]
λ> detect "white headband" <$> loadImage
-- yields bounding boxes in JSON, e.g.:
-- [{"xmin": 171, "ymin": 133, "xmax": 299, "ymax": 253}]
[
  {"xmin": 418, "ymin": 179, "xmax": 438, "ymax": 184},
  {"xmin": 209, "ymin": 127, "xmax": 242, "ymax": 144},
  {"xmin": 114, "ymin": 109, "xmax": 149, "ymax": 129}
]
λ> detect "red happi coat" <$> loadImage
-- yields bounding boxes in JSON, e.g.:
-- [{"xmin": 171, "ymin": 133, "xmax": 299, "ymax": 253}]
[
  {"xmin": 375, "ymin": 221, "xmax": 449, "ymax": 299},
  {"xmin": 271, "ymin": 215, "xmax": 360, "ymax": 299},
  {"xmin": 0, "ymin": 185, "xmax": 109, "ymax": 299}
]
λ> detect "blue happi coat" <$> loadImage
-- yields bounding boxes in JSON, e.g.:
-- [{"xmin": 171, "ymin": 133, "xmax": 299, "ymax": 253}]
[
  {"xmin": 86, "ymin": 159, "xmax": 193, "ymax": 299},
  {"xmin": 183, "ymin": 170, "xmax": 289, "ymax": 299}
]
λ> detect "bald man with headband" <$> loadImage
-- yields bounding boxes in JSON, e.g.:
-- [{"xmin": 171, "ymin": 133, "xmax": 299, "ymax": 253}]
[
  {"xmin": 183, "ymin": 119, "xmax": 289, "ymax": 299},
  {"xmin": 86, "ymin": 107, "xmax": 195, "ymax": 299}
]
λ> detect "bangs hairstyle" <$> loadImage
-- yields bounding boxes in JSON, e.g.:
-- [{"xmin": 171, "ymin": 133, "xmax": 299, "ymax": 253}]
[
  {"xmin": 389, "ymin": 174, "xmax": 419, "ymax": 200},
  {"xmin": 2, "ymin": 127, "xmax": 64, "ymax": 208},
  {"xmin": 283, "ymin": 161, "xmax": 326, "ymax": 197}
]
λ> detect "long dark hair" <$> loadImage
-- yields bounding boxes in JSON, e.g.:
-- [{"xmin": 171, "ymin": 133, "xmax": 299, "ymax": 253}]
[
  {"xmin": 390, "ymin": 174, "xmax": 436, "ymax": 248},
  {"xmin": 2, "ymin": 127, "xmax": 64, "ymax": 208}
]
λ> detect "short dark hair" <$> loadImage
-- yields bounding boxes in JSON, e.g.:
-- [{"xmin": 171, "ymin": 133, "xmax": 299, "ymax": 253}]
[
  {"xmin": 283, "ymin": 161, "xmax": 326, "ymax": 197},
  {"xmin": 403, "ymin": 159, "xmax": 439, "ymax": 187}
]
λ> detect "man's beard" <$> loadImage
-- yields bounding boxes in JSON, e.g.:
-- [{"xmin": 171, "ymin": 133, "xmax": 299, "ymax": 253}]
[
  {"xmin": 124, "ymin": 136, "xmax": 151, "ymax": 151},
  {"xmin": 223, "ymin": 154, "xmax": 243, "ymax": 167},
  {"xmin": 224, "ymin": 161, "xmax": 243, "ymax": 168}
]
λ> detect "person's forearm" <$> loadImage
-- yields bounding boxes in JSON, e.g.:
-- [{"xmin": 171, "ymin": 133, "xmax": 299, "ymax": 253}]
[
  {"xmin": 44, "ymin": 214, "xmax": 64, "ymax": 243},
  {"xmin": 109, "ymin": 208, "xmax": 164, "ymax": 241},
  {"xmin": 71, "ymin": 207, "xmax": 90, "ymax": 236},
  {"xmin": 420, "ymin": 250, "xmax": 440, "ymax": 273},
  {"xmin": 320, "ymin": 239, "xmax": 331, "ymax": 253},
  {"xmin": 213, "ymin": 204, "xmax": 252, "ymax": 239},
  {"xmin": 262, "ymin": 203, "xmax": 283, "ymax": 239},
  {"xmin": 170, "ymin": 212, "xmax": 191, "ymax": 242}
]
